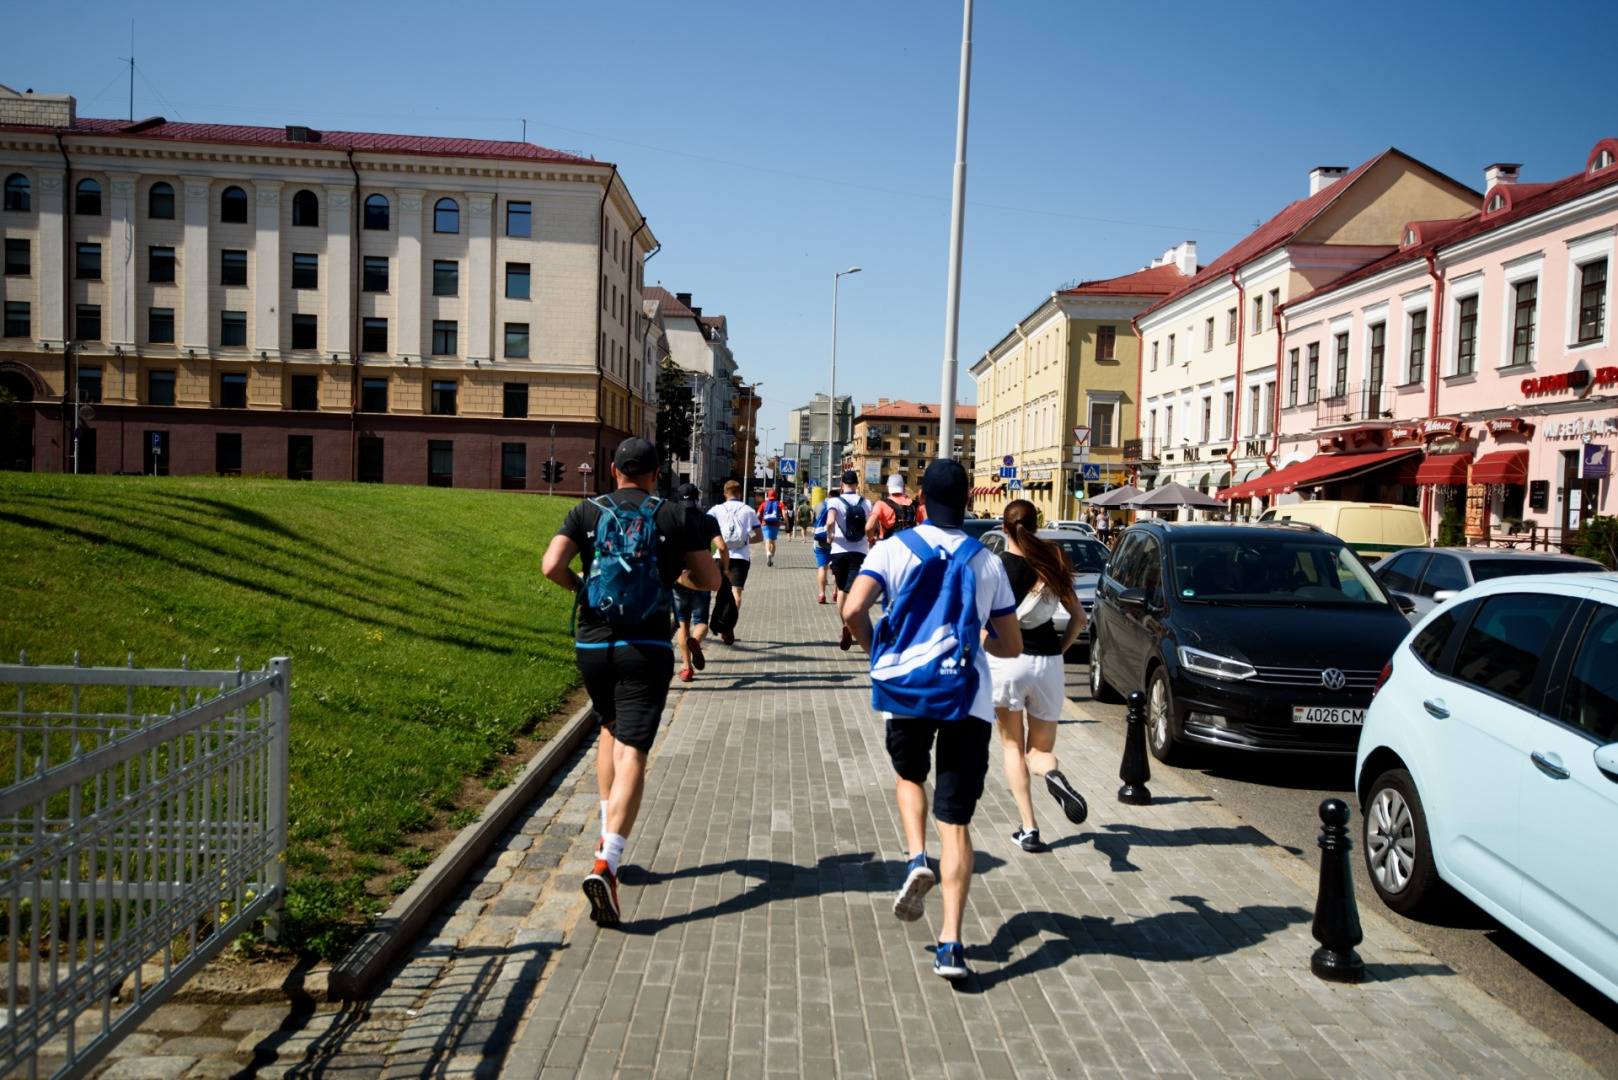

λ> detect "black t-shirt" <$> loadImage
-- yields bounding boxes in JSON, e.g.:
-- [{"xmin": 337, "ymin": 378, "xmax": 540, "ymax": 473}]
[
  {"xmin": 559, "ymin": 489, "xmax": 708, "ymax": 644},
  {"xmin": 1000, "ymin": 553, "xmax": 1063, "ymax": 656}
]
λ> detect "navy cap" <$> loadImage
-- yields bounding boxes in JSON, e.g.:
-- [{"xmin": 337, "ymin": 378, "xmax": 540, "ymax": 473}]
[
  {"xmin": 920, "ymin": 459, "xmax": 969, "ymax": 528},
  {"xmin": 613, "ymin": 437, "xmax": 659, "ymax": 476}
]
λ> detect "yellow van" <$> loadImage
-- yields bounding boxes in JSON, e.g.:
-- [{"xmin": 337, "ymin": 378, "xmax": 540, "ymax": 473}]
[{"xmin": 1257, "ymin": 501, "xmax": 1428, "ymax": 559}]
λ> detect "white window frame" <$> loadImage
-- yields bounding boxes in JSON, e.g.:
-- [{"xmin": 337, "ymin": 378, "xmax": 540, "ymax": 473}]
[
  {"xmin": 1564, "ymin": 228, "xmax": 1613, "ymax": 353},
  {"xmin": 1360, "ymin": 302, "xmax": 1389, "ymax": 387}
]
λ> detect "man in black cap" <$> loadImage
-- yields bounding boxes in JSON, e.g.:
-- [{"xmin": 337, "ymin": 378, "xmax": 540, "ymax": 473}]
[
  {"xmin": 671, "ymin": 483, "xmax": 728, "ymax": 683},
  {"xmin": 841, "ymin": 458, "xmax": 1021, "ymax": 981},
  {"xmin": 542, "ymin": 437, "xmax": 719, "ymax": 926}
]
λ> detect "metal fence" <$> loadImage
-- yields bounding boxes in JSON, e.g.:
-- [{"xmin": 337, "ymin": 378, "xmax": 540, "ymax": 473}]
[{"xmin": 0, "ymin": 656, "xmax": 290, "ymax": 1080}]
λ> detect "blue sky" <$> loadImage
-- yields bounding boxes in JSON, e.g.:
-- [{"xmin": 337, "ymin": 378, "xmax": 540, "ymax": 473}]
[{"xmin": 11, "ymin": 0, "xmax": 1618, "ymax": 455}]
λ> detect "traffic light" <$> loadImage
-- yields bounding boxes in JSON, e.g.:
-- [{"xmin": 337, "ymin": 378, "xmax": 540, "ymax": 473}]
[{"xmin": 540, "ymin": 460, "xmax": 563, "ymax": 482}]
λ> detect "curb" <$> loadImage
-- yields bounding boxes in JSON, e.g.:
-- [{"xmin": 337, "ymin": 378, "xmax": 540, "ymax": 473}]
[{"xmin": 328, "ymin": 703, "xmax": 596, "ymax": 1000}]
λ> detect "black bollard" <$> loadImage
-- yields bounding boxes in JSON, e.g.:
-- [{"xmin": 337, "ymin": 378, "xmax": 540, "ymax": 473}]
[
  {"xmin": 1310, "ymin": 798, "xmax": 1365, "ymax": 983},
  {"xmin": 1117, "ymin": 689, "xmax": 1152, "ymax": 805}
]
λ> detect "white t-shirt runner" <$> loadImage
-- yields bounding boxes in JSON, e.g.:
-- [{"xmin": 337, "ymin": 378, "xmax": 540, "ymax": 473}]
[
  {"xmin": 857, "ymin": 524, "xmax": 1017, "ymax": 723},
  {"xmin": 707, "ymin": 499, "xmax": 761, "ymax": 562},
  {"xmin": 824, "ymin": 492, "xmax": 874, "ymax": 555}
]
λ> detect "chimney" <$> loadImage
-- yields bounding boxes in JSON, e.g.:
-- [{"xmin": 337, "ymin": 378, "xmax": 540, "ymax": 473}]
[
  {"xmin": 1309, "ymin": 166, "xmax": 1349, "ymax": 195},
  {"xmin": 690, "ymin": 306, "xmax": 702, "ymax": 317},
  {"xmin": 862, "ymin": 403, "xmax": 876, "ymax": 412},
  {"xmin": 1485, "ymin": 163, "xmax": 1521, "ymax": 188},
  {"xmin": 878, "ymin": 397, "xmax": 890, "ymax": 406},
  {"xmin": 285, "ymin": 125, "xmax": 320, "ymax": 143},
  {"xmin": 675, "ymin": 292, "xmax": 693, "ymax": 309},
  {"xmin": 1172, "ymin": 241, "xmax": 1197, "ymax": 275}
]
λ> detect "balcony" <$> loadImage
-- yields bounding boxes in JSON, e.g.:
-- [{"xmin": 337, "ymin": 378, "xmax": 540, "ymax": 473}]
[
  {"xmin": 1123, "ymin": 438, "xmax": 1159, "ymax": 464},
  {"xmin": 1317, "ymin": 382, "xmax": 1392, "ymax": 427}
]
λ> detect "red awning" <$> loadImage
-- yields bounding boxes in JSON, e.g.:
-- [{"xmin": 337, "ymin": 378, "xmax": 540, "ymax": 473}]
[
  {"xmin": 1414, "ymin": 452, "xmax": 1472, "ymax": 486},
  {"xmin": 1216, "ymin": 448, "xmax": 1421, "ymax": 500},
  {"xmin": 1471, "ymin": 449, "xmax": 1529, "ymax": 485}
]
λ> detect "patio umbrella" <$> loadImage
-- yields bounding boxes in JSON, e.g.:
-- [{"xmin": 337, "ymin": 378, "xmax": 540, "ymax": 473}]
[
  {"xmin": 1122, "ymin": 481, "xmax": 1224, "ymax": 509},
  {"xmin": 1083, "ymin": 485, "xmax": 1141, "ymax": 507}
]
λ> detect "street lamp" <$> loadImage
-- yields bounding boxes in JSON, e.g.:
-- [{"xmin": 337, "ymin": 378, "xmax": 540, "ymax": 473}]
[
  {"xmin": 761, "ymin": 425, "xmax": 776, "ymax": 492},
  {"xmin": 829, "ymin": 266, "xmax": 861, "ymax": 491}
]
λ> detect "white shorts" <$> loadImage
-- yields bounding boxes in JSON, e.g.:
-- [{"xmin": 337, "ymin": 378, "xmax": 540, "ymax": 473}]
[{"xmin": 988, "ymin": 652, "xmax": 1066, "ymax": 719}]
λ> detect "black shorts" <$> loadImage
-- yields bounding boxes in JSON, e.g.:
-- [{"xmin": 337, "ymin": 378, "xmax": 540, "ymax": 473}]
[
  {"xmin": 830, "ymin": 552, "xmax": 865, "ymax": 594},
  {"xmin": 575, "ymin": 642, "xmax": 675, "ymax": 753},
  {"xmin": 885, "ymin": 717, "xmax": 992, "ymax": 826},
  {"xmin": 728, "ymin": 560, "xmax": 752, "ymax": 590}
]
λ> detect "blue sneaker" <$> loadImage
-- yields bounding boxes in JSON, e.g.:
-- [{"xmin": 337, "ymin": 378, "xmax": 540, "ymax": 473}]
[
  {"xmin": 892, "ymin": 853, "xmax": 935, "ymax": 922},
  {"xmin": 933, "ymin": 941, "xmax": 970, "ymax": 980}
]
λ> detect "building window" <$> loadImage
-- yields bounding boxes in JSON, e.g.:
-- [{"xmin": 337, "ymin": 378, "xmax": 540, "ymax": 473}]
[
  {"xmin": 1287, "ymin": 348, "xmax": 1299, "ymax": 406},
  {"xmin": 1167, "ymin": 334, "xmax": 1176, "ymax": 364},
  {"xmin": 1269, "ymin": 289, "xmax": 1280, "ymax": 329},
  {"xmin": 434, "ymin": 198, "xmax": 459, "ymax": 234},
  {"xmin": 503, "ymin": 382, "xmax": 529, "ymax": 418},
  {"xmin": 362, "ymin": 256, "xmax": 388, "ymax": 292},
  {"xmin": 1333, "ymin": 332, "xmax": 1349, "ymax": 396},
  {"xmin": 148, "ymin": 370, "xmax": 175, "ymax": 406},
  {"xmin": 1306, "ymin": 342, "xmax": 1319, "ymax": 404},
  {"xmin": 1150, "ymin": 341, "xmax": 1158, "ymax": 370},
  {"xmin": 1368, "ymin": 322, "xmax": 1386, "ymax": 393},
  {"xmin": 1262, "ymin": 383, "xmax": 1275, "ymax": 434},
  {"xmin": 362, "ymin": 318, "xmax": 388, "ymax": 354},
  {"xmin": 506, "ymin": 262, "xmax": 530, "ymax": 299},
  {"xmin": 507, "ymin": 201, "xmax": 531, "ymax": 237},
  {"xmin": 221, "ymin": 311, "xmax": 247, "ymax": 348},
  {"xmin": 77, "ymin": 367, "xmax": 102, "ymax": 403},
  {"xmin": 148, "ymin": 182, "xmax": 174, "ymax": 220},
  {"xmin": 149, "ymin": 307, "xmax": 175, "ymax": 343},
  {"xmin": 360, "ymin": 377, "xmax": 388, "ymax": 413},
  {"xmin": 291, "ymin": 190, "xmax": 319, "ymax": 227},
  {"xmin": 1510, "ymin": 280, "xmax": 1536, "ymax": 364},
  {"xmin": 504, "ymin": 322, "xmax": 529, "ymax": 358},
  {"xmin": 1252, "ymin": 295, "xmax": 1265, "ymax": 333},
  {"xmin": 221, "ymin": 186, "xmax": 248, "ymax": 223},
  {"xmin": 1204, "ymin": 317, "xmax": 1214, "ymax": 350},
  {"xmin": 76, "ymin": 304, "xmax": 101, "ymax": 341},
  {"xmin": 216, "ymin": 433, "xmax": 242, "ymax": 476},
  {"xmin": 431, "ymin": 380, "xmax": 458, "ymax": 415},
  {"xmin": 1226, "ymin": 307, "xmax": 1237, "ymax": 343},
  {"xmin": 427, "ymin": 440, "xmax": 453, "ymax": 486},
  {"xmin": 1407, "ymin": 310, "xmax": 1427, "ymax": 383},
  {"xmin": 502, "ymin": 443, "xmax": 527, "ymax": 489},
  {"xmin": 433, "ymin": 260, "xmax": 458, "ymax": 296},
  {"xmin": 291, "ymin": 313, "xmax": 318, "ymax": 350},
  {"xmin": 292, "ymin": 253, "xmax": 318, "ymax": 290},
  {"xmin": 3, "ymin": 301, "xmax": 29, "ymax": 337},
  {"xmin": 288, "ymin": 435, "xmax": 314, "ymax": 481},
  {"xmin": 1089, "ymin": 403, "xmax": 1115, "ymax": 447},
  {"xmin": 1163, "ymin": 405, "xmax": 1174, "ymax": 446},
  {"xmin": 75, "ymin": 243, "xmax": 101, "ymax": 280},
  {"xmin": 1577, "ymin": 258, "xmax": 1607, "ymax": 343},
  {"xmin": 432, "ymin": 320, "xmax": 458, "ymax": 356},
  {"xmin": 1222, "ymin": 391, "xmax": 1234, "ymax": 439},
  {"xmin": 357, "ymin": 437, "xmax": 384, "ymax": 482},
  {"xmin": 149, "ymin": 246, "xmax": 175, "ymax": 283},
  {"xmin": 1248, "ymin": 386, "xmax": 1261, "ymax": 437},
  {"xmin": 4, "ymin": 238, "xmax": 27, "ymax": 275},
  {"xmin": 221, "ymin": 249, "xmax": 248, "ymax": 287},
  {"xmin": 1200, "ymin": 397, "xmax": 1211, "ymax": 442},
  {"xmin": 363, "ymin": 193, "xmax": 389, "ymax": 230},
  {"xmin": 290, "ymin": 374, "xmax": 319, "ymax": 411},
  {"xmin": 1456, "ymin": 296, "xmax": 1479, "ymax": 373},
  {"xmin": 220, "ymin": 372, "xmax": 248, "ymax": 408},
  {"xmin": 3, "ymin": 173, "xmax": 29, "ymax": 212},
  {"xmin": 75, "ymin": 179, "xmax": 101, "ymax": 216}
]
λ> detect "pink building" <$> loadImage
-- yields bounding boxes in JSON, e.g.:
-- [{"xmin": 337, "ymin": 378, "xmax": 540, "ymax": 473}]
[{"xmin": 1223, "ymin": 139, "xmax": 1618, "ymax": 546}]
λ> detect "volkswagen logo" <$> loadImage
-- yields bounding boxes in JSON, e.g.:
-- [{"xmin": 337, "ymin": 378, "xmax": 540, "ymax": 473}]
[{"xmin": 1321, "ymin": 668, "xmax": 1347, "ymax": 691}]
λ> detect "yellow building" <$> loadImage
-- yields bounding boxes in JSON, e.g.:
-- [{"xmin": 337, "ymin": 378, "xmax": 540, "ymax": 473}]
[
  {"xmin": 970, "ymin": 256, "xmax": 1194, "ymax": 522},
  {"xmin": 847, "ymin": 399, "xmax": 976, "ymax": 501}
]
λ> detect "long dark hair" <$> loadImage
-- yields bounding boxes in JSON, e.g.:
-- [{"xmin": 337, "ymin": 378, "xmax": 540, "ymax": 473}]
[{"xmin": 1002, "ymin": 500, "xmax": 1078, "ymax": 609}]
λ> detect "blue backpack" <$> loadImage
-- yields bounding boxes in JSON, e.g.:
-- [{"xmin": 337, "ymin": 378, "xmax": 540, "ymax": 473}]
[
  {"xmin": 761, "ymin": 499, "xmax": 781, "ymax": 523},
  {"xmin": 813, "ymin": 501, "xmax": 832, "ymax": 549},
  {"xmin": 869, "ymin": 530, "xmax": 985, "ymax": 719},
  {"xmin": 574, "ymin": 495, "xmax": 668, "ymax": 631}
]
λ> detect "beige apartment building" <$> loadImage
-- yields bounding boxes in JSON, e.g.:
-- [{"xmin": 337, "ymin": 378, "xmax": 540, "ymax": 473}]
[
  {"xmin": 971, "ymin": 255, "xmax": 1193, "ymax": 522},
  {"xmin": 0, "ymin": 82, "xmax": 657, "ymax": 490},
  {"xmin": 846, "ymin": 399, "xmax": 976, "ymax": 501}
]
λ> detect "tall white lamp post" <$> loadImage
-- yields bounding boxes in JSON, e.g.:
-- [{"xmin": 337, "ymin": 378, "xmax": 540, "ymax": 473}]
[
  {"xmin": 829, "ymin": 266, "xmax": 861, "ymax": 490},
  {"xmin": 938, "ymin": 0, "xmax": 974, "ymax": 462}
]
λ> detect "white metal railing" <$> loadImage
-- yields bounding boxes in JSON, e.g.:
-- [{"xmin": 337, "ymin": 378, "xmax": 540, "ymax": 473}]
[{"xmin": 0, "ymin": 655, "xmax": 289, "ymax": 1080}]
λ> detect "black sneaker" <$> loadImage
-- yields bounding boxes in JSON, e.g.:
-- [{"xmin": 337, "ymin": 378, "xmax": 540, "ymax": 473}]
[
  {"xmin": 1011, "ymin": 827, "xmax": 1045, "ymax": 852},
  {"xmin": 1045, "ymin": 770, "xmax": 1088, "ymax": 825}
]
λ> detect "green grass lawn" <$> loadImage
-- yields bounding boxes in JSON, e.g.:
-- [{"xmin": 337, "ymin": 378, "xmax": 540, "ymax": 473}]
[{"xmin": 0, "ymin": 472, "xmax": 580, "ymax": 954}]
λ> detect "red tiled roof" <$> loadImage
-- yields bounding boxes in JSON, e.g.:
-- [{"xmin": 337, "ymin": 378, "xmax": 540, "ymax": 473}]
[
  {"xmin": 856, "ymin": 400, "xmax": 977, "ymax": 422},
  {"xmin": 27, "ymin": 116, "xmax": 603, "ymax": 165},
  {"xmin": 1059, "ymin": 262, "xmax": 1194, "ymax": 297},
  {"xmin": 644, "ymin": 287, "xmax": 697, "ymax": 319}
]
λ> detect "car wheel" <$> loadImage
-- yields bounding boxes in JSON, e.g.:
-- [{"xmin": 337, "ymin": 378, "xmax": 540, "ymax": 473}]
[
  {"xmin": 1145, "ymin": 668, "xmax": 1184, "ymax": 765},
  {"xmin": 1089, "ymin": 631, "xmax": 1123, "ymax": 704},
  {"xmin": 1363, "ymin": 768, "xmax": 1446, "ymax": 918}
]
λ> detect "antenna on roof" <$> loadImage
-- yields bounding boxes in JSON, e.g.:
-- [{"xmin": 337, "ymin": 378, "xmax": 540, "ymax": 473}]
[
  {"xmin": 522, "ymin": 118, "xmax": 527, "ymax": 143},
  {"xmin": 118, "ymin": 21, "xmax": 135, "ymax": 122}
]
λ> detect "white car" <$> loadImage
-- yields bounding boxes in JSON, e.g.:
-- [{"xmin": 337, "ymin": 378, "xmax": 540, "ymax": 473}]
[
  {"xmin": 1355, "ymin": 573, "xmax": 1618, "ymax": 1005},
  {"xmin": 1048, "ymin": 520, "xmax": 1098, "ymax": 538}
]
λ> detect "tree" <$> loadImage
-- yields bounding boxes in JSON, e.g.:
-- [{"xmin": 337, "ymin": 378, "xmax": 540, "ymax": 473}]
[{"xmin": 655, "ymin": 358, "xmax": 694, "ymax": 479}]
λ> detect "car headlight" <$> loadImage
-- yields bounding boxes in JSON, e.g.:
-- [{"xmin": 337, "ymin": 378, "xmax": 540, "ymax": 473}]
[{"xmin": 1178, "ymin": 646, "xmax": 1256, "ymax": 682}]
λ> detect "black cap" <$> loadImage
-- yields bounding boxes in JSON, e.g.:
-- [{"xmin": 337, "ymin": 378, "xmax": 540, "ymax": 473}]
[
  {"xmin": 841, "ymin": 470, "xmax": 859, "ymax": 486},
  {"xmin": 920, "ymin": 459, "xmax": 969, "ymax": 528},
  {"xmin": 613, "ymin": 437, "xmax": 658, "ymax": 476},
  {"xmin": 676, "ymin": 482, "xmax": 701, "ymax": 503}
]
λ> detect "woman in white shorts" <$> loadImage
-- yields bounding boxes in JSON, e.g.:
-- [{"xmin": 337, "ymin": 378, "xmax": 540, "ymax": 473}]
[{"xmin": 987, "ymin": 499, "xmax": 1089, "ymax": 852}]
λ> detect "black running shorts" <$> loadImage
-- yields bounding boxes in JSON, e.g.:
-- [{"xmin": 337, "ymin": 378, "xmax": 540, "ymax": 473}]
[
  {"xmin": 728, "ymin": 559, "xmax": 752, "ymax": 590},
  {"xmin": 884, "ymin": 717, "xmax": 992, "ymax": 826},
  {"xmin": 576, "ymin": 641, "xmax": 675, "ymax": 753},
  {"xmin": 830, "ymin": 551, "xmax": 865, "ymax": 594}
]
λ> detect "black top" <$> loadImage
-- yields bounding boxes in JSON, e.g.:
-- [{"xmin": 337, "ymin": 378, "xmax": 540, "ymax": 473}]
[
  {"xmin": 559, "ymin": 489, "xmax": 709, "ymax": 644},
  {"xmin": 1000, "ymin": 552, "xmax": 1063, "ymax": 656}
]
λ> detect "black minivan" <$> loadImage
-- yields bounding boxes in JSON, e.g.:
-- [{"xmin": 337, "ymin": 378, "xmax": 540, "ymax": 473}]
[{"xmin": 1088, "ymin": 520, "xmax": 1413, "ymax": 762}]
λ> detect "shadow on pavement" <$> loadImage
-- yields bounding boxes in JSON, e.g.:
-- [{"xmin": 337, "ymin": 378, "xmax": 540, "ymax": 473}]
[{"xmin": 1045, "ymin": 821, "xmax": 1276, "ymax": 872}]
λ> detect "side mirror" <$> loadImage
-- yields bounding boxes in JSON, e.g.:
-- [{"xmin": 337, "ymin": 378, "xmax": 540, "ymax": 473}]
[
  {"xmin": 1431, "ymin": 590, "xmax": 1459, "ymax": 603},
  {"xmin": 1595, "ymin": 744, "xmax": 1618, "ymax": 783},
  {"xmin": 1393, "ymin": 594, "xmax": 1416, "ymax": 615},
  {"xmin": 1118, "ymin": 587, "xmax": 1147, "ymax": 609}
]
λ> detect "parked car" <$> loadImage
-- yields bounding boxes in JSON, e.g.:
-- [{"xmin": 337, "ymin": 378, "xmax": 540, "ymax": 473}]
[
  {"xmin": 1258, "ymin": 500, "xmax": 1427, "ymax": 560},
  {"xmin": 1049, "ymin": 520, "xmax": 1099, "ymax": 538},
  {"xmin": 1373, "ymin": 547, "xmax": 1607, "ymax": 622},
  {"xmin": 1355, "ymin": 573, "xmax": 1618, "ymax": 1005},
  {"xmin": 1089, "ymin": 520, "xmax": 1412, "ymax": 762},
  {"xmin": 958, "ymin": 518, "xmax": 1000, "ymax": 541},
  {"xmin": 980, "ymin": 528, "xmax": 1109, "ymax": 655}
]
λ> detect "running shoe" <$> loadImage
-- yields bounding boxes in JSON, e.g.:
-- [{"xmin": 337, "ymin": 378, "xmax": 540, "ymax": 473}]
[
  {"xmin": 721, "ymin": 631, "xmax": 735, "ymax": 646},
  {"xmin": 839, "ymin": 625, "xmax": 854, "ymax": 652},
  {"xmin": 583, "ymin": 861, "xmax": 620, "ymax": 927},
  {"xmin": 933, "ymin": 941, "xmax": 970, "ymax": 980},
  {"xmin": 677, "ymin": 668, "xmax": 694, "ymax": 683},
  {"xmin": 1011, "ymin": 827, "xmax": 1045, "ymax": 852},
  {"xmin": 689, "ymin": 638, "xmax": 706, "ymax": 671},
  {"xmin": 1045, "ymin": 771, "xmax": 1089, "ymax": 825},
  {"xmin": 767, "ymin": 554, "xmax": 774, "ymax": 567},
  {"xmin": 892, "ymin": 853, "xmax": 935, "ymax": 922},
  {"xmin": 818, "ymin": 594, "xmax": 827, "ymax": 604}
]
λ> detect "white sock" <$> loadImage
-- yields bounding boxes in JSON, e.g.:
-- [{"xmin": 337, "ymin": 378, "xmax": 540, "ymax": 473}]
[
  {"xmin": 600, "ymin": 800, "xmax": 610, "ymax": 838},
  {"xmin": 602, "ymin": 832, "xmax": 627, "ymax": 876}
]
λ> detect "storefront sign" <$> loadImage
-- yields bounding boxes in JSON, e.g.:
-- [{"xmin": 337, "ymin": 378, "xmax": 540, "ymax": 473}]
[
  {"xmin": 1389, "ymin": 424, "xmax": 1423, "ymax": 445},
  {"xmin": 1542, "ymin": 416, "xmax": 1618, "ymax": 439},
  {"xmin": 1420, "ymin": 417, "xmax": 1469, "ymax": 442},
  {"xmin": 1485, "ymin": 417, "xmax": 1534, "ymax": 437},
  {"xmin": 1316, "ymin": 434, "xmax": 1344, "ymax": 453},
  {"xmin": 1583, "ymin": 443, "xmax": 1610, "ymax": 479},
  {"xmin": 1521, "ymin": 365, "xmax": 1618, "ymax": 396}
]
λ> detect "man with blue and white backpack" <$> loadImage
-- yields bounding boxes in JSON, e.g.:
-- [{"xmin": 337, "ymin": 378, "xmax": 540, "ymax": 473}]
[
  {"xmin": 542, "ymin": 438, "xmax": 719, "ymax": 927},
  {"xmin": 842, "ymin": 459, "xmax": 1022, "ymax": 980}
]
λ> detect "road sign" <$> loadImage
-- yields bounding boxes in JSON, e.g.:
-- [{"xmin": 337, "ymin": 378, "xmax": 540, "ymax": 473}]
[
  {"xmin": 1001, "ymin": 454, "xmax": 1015, "ymax": 467},
  {"xmin": 1007, "ymin": 479, "xmax": 1023, "ymax": 491},
  {"xmin": 150, "ymin": 433, "xmax": 161, "ymax": 452},
  {"xmin": 1073, "ymin": 425, "xmax": 1091, "ymax": 447},
  {"xmin": 998, "ymin": 466, "xmax": 1017, "ymax": 479},
  {"xmin": 780, "ymin": 458, "xmax": 797, "ymax": 477},
  {"xmin": 578, "ymin": 462, "xmax": 592, "ymax": 473},
  {"xmin": 1082, "ymin": 464, "xmax": 1101, "ymax": 481}
]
